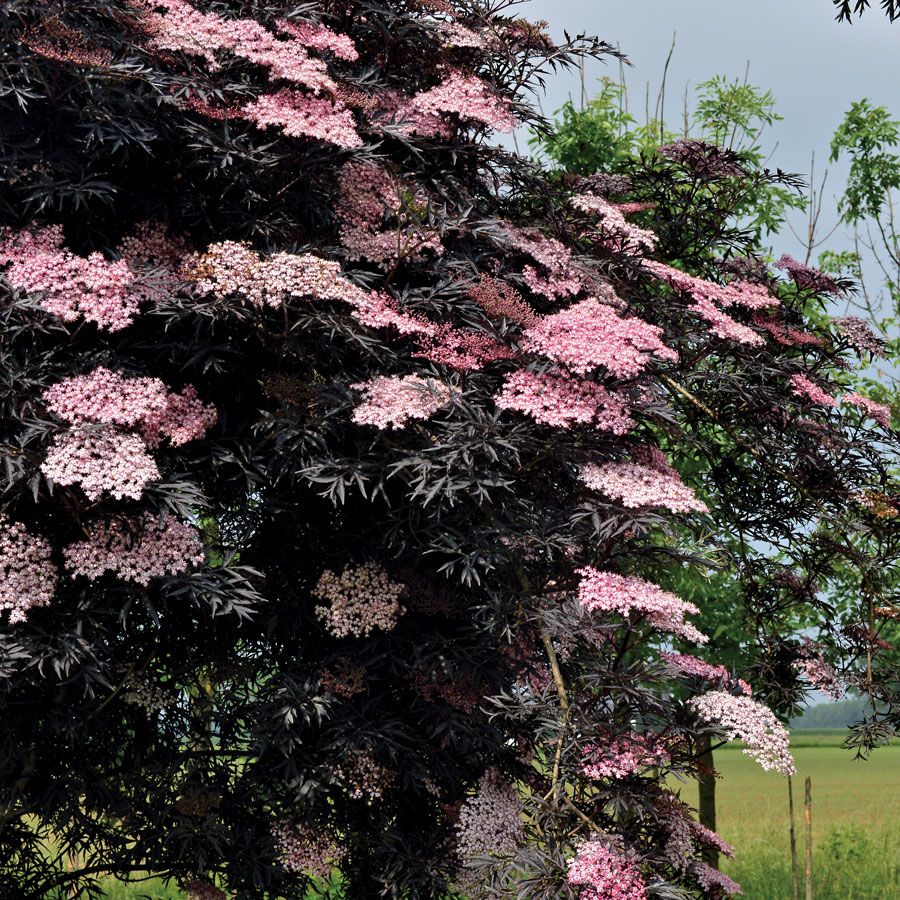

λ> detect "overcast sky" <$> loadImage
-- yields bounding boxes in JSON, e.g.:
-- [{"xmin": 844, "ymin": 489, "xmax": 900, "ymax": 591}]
[{"xmin": 515, "ymin": 0, "xmax": 900, "ymax": 270}]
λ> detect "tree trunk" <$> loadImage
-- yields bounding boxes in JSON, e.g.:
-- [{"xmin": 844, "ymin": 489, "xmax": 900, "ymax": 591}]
[
  {"xmin": 789, "ymin": 775, "xmax": 800, "ymax": 900},
  {"xmin": 805, "ymin": 776, "xmax": 813, "ymax": 900},
  {"xmin": 697, "ymin": 732, "xmax": 718, "ymax": 868}
]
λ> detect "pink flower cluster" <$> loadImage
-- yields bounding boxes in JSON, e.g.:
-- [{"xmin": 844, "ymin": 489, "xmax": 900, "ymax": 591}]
[
  {"xmin": 188, "ymin": 241, "xmax": 368, "ymax": 307},
  {"xmin": 0, "ymin": 514, "xmax": 57, "ymax": 624},
  {"xmin": 579, "ymin": 460, "xmax": 707, "ymax": 514},
  {"xmin": 577, "ymin": 567, "xmax": 707, "ymax": 644},
  {"xmin": 580, "ymin": 733, "xmax": 669, "ymax": 780},
  {"xmin": 336, "ymin": 161, "xmax": 443, "ymax": 266},
  {"xmin": 272, "ymin": 821, "xmax": 345, "ymax": 878},
  {"xmin": 241, "ymin": 90, "xmax": 362, "ymax": 148},
  {"xmin": 414, "ymin": 324, "xmax": 515, "ymax": 371},
  {"xmin": 695, "ymin": 862, "xmax": 744, "ymax": 896},
  {"xmin": 41, "ymin": 428, "xmax": 161, "ymax": 501},
  {"xmin": 776, "ymin": 254, "xmax": 843, "ymax": 296},
  {"xmin": 690, "ymin": 691, "xmax": 795, "ymax": 775},
  {"xmin": 64, "ymin": 513, "xmax": 204, "ymax": 585},
  {"xmin": 571, "ymin": 192, "xmax": 658, "ymax": 252},
  {"xmin": 455, "ymin": 770, "xmax": 524, "ymax": 862},
  {"xmin": 500, "ymin": 224, "xmax": 583, "ymax": 299},
  {"xmin": 796, "ymin": 638, "xmax": 843, "ymax": 699},
  {"xmin": 468, "ymin": 276, "xmax": 538, "ymax": 327},
  {"xmin": 138, "ymin": 0, "xmax": 335, "ymax": 92},
  {"xmin": 277, "ymin": 19, "xmax": 358, "ymax": 61},
  {"xmin": 411, "ymin": 72, "xmax": 516, "ymax": 132},
  {"xmin": 494, "ymin": 370, "xmax": 633, "ymax": 433},
  {"xmin": 43, "ymin": 367, "xmax": 216, "ymax": 448},
  {"xmin": 752, "ymin": 314, "xmax": 825, "ymax": 349},
  {"xmin": 0, "ymin": 226, "xmax": 145, "ymax": 330},
  {"xmin": 524, "ymin": 298, "xmax": 677, "ymax": 379},
  {"xmin": 790, "ymin": 374, "xmax": 837, "ymax": 407},
  {"xmin": 833, "ymin": 316, "xmax": 886, "ymax": 357},
  {"xmin": 117, "ymin": 221, "xmax": 190, "ymax": 269},
  {"xmin": 313, "ymin": 563, "xmax": 405, "ymax": 638},
  {"xmin": 843, "ymin": 392, "xmax": 892, "ymax": 429},
  {"xmin": 567, "ymin": 840, "xmax": 648, "ymax": 900},
  {"xmin": 183, "ymin": 881, "xmax": 226, "ymax": 900},
  {"xmin": 351, "ymin": 375, "xmax": 458, "ymax": 430},
  {"xmin": 660, "ymin": 652, "xmax": 751, "ymax": 696}
]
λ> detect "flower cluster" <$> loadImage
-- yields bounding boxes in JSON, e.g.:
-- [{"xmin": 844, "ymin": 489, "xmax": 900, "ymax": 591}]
[
  {"xmin": 272, "ymin": 821, "xmax": 345, "ymax": 878},
  {"xmin": 579, "ymin": 460, "xmax": 707, "ymax": 513},
  {"xmin": 414, "ymin": 324, "xmax": 515, "ymax": 371},
  {"xmin": 351, "ymin": 375, "xmax": 458, "ymax": 429},
  {"xmin": 0, "ymin": 514, "xmax": 57, "ymax": 624},
  {"xmin": 833, "ymin": 316, "xmax": 886, "ymax": 357},
  {"xmin": 571, "ymin": 192, "xmax": 658, "ymax": 251},
  {"xmin": 336, "ymin": 161, "xmax": 443, "ymax": 267},
  {"xmin": 41, "ymin": 428, "xmax": 161, "ymax": 501},
  {"xmin": 752, "ymin": 313, "xmax": 825, "ymax": 349},
  {"xmin": 468, "ymin": 276, "xmax": 538, "ymax": 327},
  {"xmin": 580, "ymin": 733, "xmax": 669, "ymax": 780},
  {"xmin": 122, "ymin": 681, "xmax": 173, "ymax": 714},
  {"xmin": 661, "ymin": 652, "xmax": 751, "ymax": 696},
  {"xmin": 138, "ymin": 0, "xmax": 336, "ymax": 92},
  {"xmin": 64, "ymin": 514, "xmax": 204, "ymax": 585},
  {"xmin": 43, "ymin": 367, "xmax": 216, "ymax": 447},
  {"xmin": 776, "ymin": 254, "xmax": 843, "ymax": 295},
  {"xmin": 576, "ymin": 567, "xmax": 707, "ymax": 643},
  {"xmin": 0, "ymin": 226, "xmax": 145, "ymax": 330},
  {"xmin": 658, "ymin": 140, "xmax": 744, "ymax": 179},
  {"xmin": 524, "ymin": 298, "xmax": 677, "ymax": 378},
  {"xmin": 690, "ymin": 691, "xmax": 795, "ymax": 775},
  {"xmin": 411, "ymin": 72, "xmax": 516, "ymax": 132},
  {"xmin": 494, "ymin": 370, "xmax": 634, "ymax": 432},
  {"xmin": 182, "ymin": 881, "xmax": 226, "ymax": 900},
  {"xmin": 695, "ymin": 862, "xmax": 744, "ymax": 896},
  {"xmin": 455, "ymin": 770, "xmax": 524, "ymax": 862},
  {"xmin": 313, "ymin": 563, "xmax": 405, "ymax": 638},
  {"xmin": 187, "ymin": 241, "xmax": 368, "ymax": 307},
  {"xmin": 277, "ymin": 19, "xmax": 358, "ymax": 61},
  {"xmin": 319, "ymin": 657, "xmax": 367, "ymax": 699},
  {"xmin": 796, "ymin": 638, "xmax": 843, "ymax": 699},
  {"xmin": 333, "ymin": 748, "xmax": 394, "ymax": 800},
  {"xmin": 241, "ymin": 90, "xmax": 362, "ymax": 148},
  {"xmin": 567, "ymin": 839, "xmax": 648, "ymax": 900},
  {"xmin": 843, "ymin": 392, "xmax": 893, "ymax": 429},
  {"xmin": 790, "ymin": 373, "xmax": 837, "ymax": 407}
]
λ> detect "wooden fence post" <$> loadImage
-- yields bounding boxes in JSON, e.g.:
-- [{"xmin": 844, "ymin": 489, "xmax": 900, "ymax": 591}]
[
  {"xmin": 804, "ymin": 776, "xmax": 813, "ymax": 900},
  {"xmin": 788, "ymin": 775, "xmax": 799, "ymax": 900}
]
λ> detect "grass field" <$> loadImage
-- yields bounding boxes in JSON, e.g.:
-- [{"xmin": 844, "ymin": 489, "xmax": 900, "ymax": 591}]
[
  {"xmin": 88, "ymin": 731, "xmax": 899, "ymax": 898},
  {"xmin": 673, "ymin": 730, "xmax": 900, "ymax": 899}
]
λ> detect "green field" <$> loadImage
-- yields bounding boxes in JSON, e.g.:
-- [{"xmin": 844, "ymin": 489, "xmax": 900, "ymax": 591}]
[
  {"xmin": 83, "ymin": 731, "xmax": 900, "ymax": 898},
  {"xmin": 673, "ymin": 731, "xmax": 900, "ymax": 899}
]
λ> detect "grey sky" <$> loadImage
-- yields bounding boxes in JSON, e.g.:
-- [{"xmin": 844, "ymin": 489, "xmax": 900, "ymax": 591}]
[{"xmin": 515, "ymin": 0, "xmax": 900, "ymax": 274}]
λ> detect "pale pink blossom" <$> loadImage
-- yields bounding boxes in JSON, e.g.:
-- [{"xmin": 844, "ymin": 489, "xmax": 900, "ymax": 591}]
[
  {"xmin": 567, "ymin": 839, "xmax": 648, "ymax": 900},
  {"xmin": 524, "ymin": 299, "xmax": 677, "ymax": 379},
  {"xmin": 313, "ymin": 563, "xmax": 405, "ymax": 638},
  {"xmin": 0, "ymin": 226, "xmax": 146, "ymax": 330},
  {"xmin": 468, "ymin": 276, "xmax": 538, "ymax": 327},
  {"xmin": 138, "ymin": 0, "xmax": 335, "ymax": 92},
  {"xmin": 643, "ymin": 259, "xmax": 779, "ymax": 311},
  {"xmin": 41, "ymin": 428, "xmax": 161, "ymax": 500},
  {"xmin": 695, "ymin": 862, "xmax": 743, "ymax": 896},
  {"xmin": 571, "ymin": 192, "xmax": 658, "ymax": 252},
  {"xmin": 241, "ymin": 90, "xmax": 362, "ymax": 148},
  {"xmin": 833, "ymin": 316, "xmax": 885, "ymax": 357},
  {"xmin": 411, "ymin": 72, "xmax": 516, "ymax": 132},
  {"xmin": 580, "ymin": 733, "xmax": 669, "ymax": 780},
  {"xmin": 276, "ymin": 19, "xmax": 358, "ymax": 60},
  {"xmin": 660, "ymin": 652, "xmax": 751, "ymax": 696},
  {"xmin": 776, "ymin": 254, "xmax": 843, "ymax": 296},
  {"xmin": 495, "ymin": 370, "xmax": 633, "ymax": 433},
  {"xmin": 791, "ymin": 374, "xmax": 837, "ymax": 407},
  {"xmin": 577, "ymin": 567, "xmax": 707, "ymax": 644},
  {"xmin": 272, "ymin": 821, "xmax": 345, "ymax": 878},
  {"xmin": 843, "ymin": 392, "xmax": 892, "ymax": 429},
  {"xmin": 351, "ymin": 375, "xmax": 458, "ymax": 430},
  {"xmin": 64, "ymin": 513, "xmax": 204, "ymax": 585},
  {"xmin": 689, "ymin": 296, "xmax": 765, "ymax": 346},
  {"xmin": 690, "ymin": 691, "xmax": 795, "ymax": 775},
  {"xmin": 0, "ymin": 514, "xmax": 57, "ymax": 624},
  {"xmin": 795, "ymin": 637, "xmax": 843, "ymax": 699},
  {"xmin": 414, "ymin": 324, "xmax": 515, "ymax": 370},
  {"xmin": 455, "ymin": 770, "xmax": 523, "ymax": 862},
  {"xmin": 579, "ymin": 461, "xmax": 707, "ymax": 513}
]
